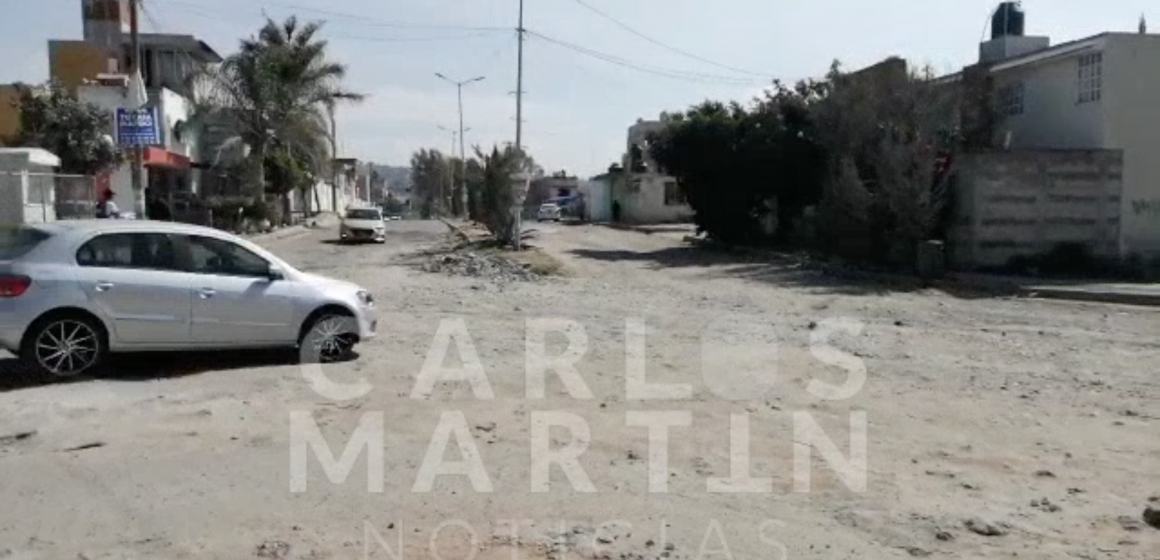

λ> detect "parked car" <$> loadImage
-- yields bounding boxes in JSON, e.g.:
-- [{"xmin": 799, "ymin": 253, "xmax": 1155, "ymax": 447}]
[
  {"xmin": 537, "ymin": 203, "xmax": 562, "ymax": 222},
  {"xmin": 340, "ymin": 207, "xmax": 387, "ymax": 243},
  {"xmin": 0, "ymin": 220, "xmax": 377, "ymax": 377}
]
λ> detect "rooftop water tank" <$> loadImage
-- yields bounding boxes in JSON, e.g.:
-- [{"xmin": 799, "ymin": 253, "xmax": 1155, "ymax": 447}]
[{"xmin": 991, "ymin": 2, "xmax": 1026, "ymax": 39}]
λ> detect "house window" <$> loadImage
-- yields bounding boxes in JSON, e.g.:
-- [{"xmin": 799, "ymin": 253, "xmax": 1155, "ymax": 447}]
[
  {"xmin": 1077, "ymin": 52, "xmax": 1102, "ymax": 104},
  {"xmin": 663, "ymin": 180, "xmax": 684, "ymax": 206},
  {"xmin": 998, "ymin": 81, "xmax": 1025, "ymax": 116}
]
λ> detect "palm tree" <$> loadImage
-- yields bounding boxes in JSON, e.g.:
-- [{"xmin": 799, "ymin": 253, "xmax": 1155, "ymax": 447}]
[{"xmin": 189, "ymin": 16, "xmax": 363, "ymax": 209}]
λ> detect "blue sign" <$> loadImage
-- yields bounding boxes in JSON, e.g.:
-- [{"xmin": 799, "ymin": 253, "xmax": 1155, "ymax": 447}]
[{"xmin": 115, "ymin": 107, "xmax": 160, "ymax": 146}]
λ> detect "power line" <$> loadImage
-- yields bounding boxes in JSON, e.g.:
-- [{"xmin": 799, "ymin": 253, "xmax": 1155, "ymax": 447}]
[
  {"xmin": 140, "ymin": 0, "xmax": 165, "ymax": 32},
  {"xmin": 156, "ymin": 2, "xmax": 510, "ymax": 43},
  {"xmin": 561, "ymin": 0, "xmax": 771, "ymax": 78},
  {"xmin": 154, "ymin": 0, "xmax": 508, "ymax": 32},
  {"xmin": 526, "ymin": 30, "xmax": 767, "ymax": 85}
]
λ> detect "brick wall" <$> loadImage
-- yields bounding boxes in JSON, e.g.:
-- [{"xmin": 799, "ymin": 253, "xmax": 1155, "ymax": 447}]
[{"xmin": 948, "ymin": 150, "xmax": 1123, "ymax": 270}]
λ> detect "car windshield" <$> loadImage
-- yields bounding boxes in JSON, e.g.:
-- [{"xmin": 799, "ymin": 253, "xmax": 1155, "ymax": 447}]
[
  {"xmin": 0, "ymin": 225, "xmax": 51, "ymax": 260},
  {"xmin": 346, "ymin": 209, "xmax": 381, "ymax": 220}
]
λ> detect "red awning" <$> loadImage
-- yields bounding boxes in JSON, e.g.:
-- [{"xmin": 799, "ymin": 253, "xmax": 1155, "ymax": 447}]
[{"xmin": 142, "ymin": 147, "xmax": 191, "ymax": 169}]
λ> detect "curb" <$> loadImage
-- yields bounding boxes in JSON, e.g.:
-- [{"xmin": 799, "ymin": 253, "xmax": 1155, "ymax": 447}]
[
  {"xmin": 679, "ymin": 237, "xmax": 1159, "ymax": 306},
  {"xmin": 438, "ymin": 218, "xmax": 472, "ymax": 243},
  {"xmin": 246, "ymin": 225, "xmax": 310, "ymax": 243},
  {"xmin": 603, "ymin": 223, "xmax": 695, "ymax": 235},
  {"xmin": 1015, "ymin": 287, "xmax": 1160, "ymax": 307}
]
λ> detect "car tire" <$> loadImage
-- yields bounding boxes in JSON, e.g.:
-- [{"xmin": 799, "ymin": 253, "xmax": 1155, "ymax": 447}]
[
  {"xmin": 298, "ymin": 313, "xmax": 359, "ymax": 364},
  {"xmin": 20, "ymin": 313, "xmax": 108, "ymax": 378}
]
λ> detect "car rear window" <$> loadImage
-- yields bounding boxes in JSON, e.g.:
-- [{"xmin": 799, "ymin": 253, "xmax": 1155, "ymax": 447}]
[
  {"xmin": 0, "ymin": 225, "xmax": 51, "ymax": 260},
  {"xmin": 346, "ymin": 209, "xmax": 381, "ymax": 220}
]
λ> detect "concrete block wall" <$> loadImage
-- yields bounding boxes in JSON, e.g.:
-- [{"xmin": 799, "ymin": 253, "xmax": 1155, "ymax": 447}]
[{"xmin": 949, "ymin": 150, "xmax": 1123, "ymax": 270}]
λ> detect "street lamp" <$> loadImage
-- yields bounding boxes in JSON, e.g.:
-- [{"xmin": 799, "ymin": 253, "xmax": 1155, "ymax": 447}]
[
  {"xmin": 437, "ymin": 124, "xmax": 470, "ymax": 213},
  {"xmin": 435, "ymin": 73, "xmax": 484, "ymax": 215},
  {"xmin": 437, "ymin": 124, "xmax": 472, "ymax": 158}
]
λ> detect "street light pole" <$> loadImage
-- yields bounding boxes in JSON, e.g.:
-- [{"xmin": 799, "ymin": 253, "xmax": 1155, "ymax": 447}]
[
  {"xmin": 129, "ymin": 0, "xmax": 145, "ymax": 218},
  {"xmin": 435, "ymin": 73, "xmax": 484, "ymax": 216}
]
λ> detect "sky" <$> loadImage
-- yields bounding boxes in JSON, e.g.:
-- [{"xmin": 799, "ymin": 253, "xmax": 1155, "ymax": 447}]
[{"xmin": 2, "ymin": 0, "xmax": 1154, "ymax": 177}]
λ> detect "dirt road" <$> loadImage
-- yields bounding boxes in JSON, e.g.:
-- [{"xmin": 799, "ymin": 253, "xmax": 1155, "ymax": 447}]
[{"xmin": 1, "ymin": 220, "xmax": 1156, "ymax": 560}]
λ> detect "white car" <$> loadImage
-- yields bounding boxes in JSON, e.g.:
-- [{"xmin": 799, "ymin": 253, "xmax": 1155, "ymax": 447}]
[
  {"xmin": 340, "ymin": 207, "xmax": 387, "ymax": 243},
  {"xmin": 0, "ymin": 220, "xmax": 377, "ymax": 377},
  {"xmin": 537, "ymin": 203, "xmax": 562, "ymax": 222}
]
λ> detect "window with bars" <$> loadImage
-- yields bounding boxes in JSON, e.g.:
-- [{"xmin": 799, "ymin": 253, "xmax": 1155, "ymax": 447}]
[
  {"xmin": 998, "ymin": 81, "xmax": 1025, "ymax": 116},
  {"xmin": 1077, "ymin": 52, "xmax": 1102, "ymax": 104}
]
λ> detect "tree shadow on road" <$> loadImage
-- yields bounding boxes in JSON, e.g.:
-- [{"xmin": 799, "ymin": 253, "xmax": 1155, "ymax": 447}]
[
  {"xmin": 567, "ymin": 245, "xmax": 1013, "ymax": 300},
  {"xmin": 0, "ymin": 349, "xmax": 359, "ymax": 394}
]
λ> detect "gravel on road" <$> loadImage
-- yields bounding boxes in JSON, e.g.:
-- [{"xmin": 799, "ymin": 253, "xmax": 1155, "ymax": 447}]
[{"xmin": 1, "ymin": 220, "xmax": 1156, "ymax": 560}]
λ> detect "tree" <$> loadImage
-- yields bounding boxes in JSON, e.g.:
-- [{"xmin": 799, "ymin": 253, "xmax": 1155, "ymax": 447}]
[
  {"xmin": 410, "ymin": 148, "xmax": 450, "ymax": 218},
  {"xmin": 476, "ymin": 145, "xmax": 522, "ymax": 246},
  {"xmin": 813, "ymin": 62, "xmax": 962, "ymax": 265},
  {"xmin": 649, "ymin": 84, "xmax": 827, "ymax": 244},
  {"xmin": 190, "ymin": 16, "xmax": 363, "ymax": 203},
  {"xmin": 11, "ymin": 82, "xmax": 121, "ymax": 175}
]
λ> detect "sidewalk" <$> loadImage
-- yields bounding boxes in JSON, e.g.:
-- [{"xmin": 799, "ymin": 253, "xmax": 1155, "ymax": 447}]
[
  {"xmin": 955, "ymin": 273, "xmax": 1160, "ymax": 307},
  {"xmin": 604, "ymin": 222, "xmax": 697, "ymax": 235},
  {"xmin": 246, "ymin": 212, "xmax": 339, "ymax": 243}
]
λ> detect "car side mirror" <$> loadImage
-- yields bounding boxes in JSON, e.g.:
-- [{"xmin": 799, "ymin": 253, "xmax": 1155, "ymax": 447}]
[{"xmin": 267, "ymin": 264, "xmax": 285, "ymax": 281}]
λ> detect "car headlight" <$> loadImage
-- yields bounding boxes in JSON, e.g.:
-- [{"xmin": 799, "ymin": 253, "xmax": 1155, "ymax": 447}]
[{"xmin": 357, "ymin": 290, "xmax": 374, "ymax": 306}]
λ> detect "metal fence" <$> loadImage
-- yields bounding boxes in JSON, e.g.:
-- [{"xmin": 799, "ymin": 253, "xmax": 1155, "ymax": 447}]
[{"xmin": 0, "ymin": 171, "xmax": 98, "ymax": 222}]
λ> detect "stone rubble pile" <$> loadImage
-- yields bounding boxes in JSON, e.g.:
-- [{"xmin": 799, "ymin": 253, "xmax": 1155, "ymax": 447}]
[{"xmin": 421, "ymin": 250, "xmax": 539, "ymax": 283}]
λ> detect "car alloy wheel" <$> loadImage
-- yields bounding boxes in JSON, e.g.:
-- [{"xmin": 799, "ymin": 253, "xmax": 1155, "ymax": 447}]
[
  {"xmin": 304, "ymin": 315, "xmax": 357, "ymax": 363},
  {"xmin": 32, "ymin": 319, "xmax": 102, "ymax": 377}
]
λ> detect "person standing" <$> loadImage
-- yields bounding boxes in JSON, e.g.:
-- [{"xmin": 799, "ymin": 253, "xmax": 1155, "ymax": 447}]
[{"xmin": 95, "ymin": 189, "xmax": 121, "ymax": 219}]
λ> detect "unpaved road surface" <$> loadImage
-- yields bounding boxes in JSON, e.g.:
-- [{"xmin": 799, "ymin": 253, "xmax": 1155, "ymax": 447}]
[{"xmin": 1, "ymin": 220, "xmax": 1157, "ymax": 560}]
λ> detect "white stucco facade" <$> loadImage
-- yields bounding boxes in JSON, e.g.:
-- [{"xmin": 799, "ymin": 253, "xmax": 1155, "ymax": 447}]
[
  {"xmin": 0, "ymin": 148, "xmax": 61, "ymax": 224},
  {"xmin": 614, "ymin": 118, "xmax": 694, "ymax": 224},
  {"xmin": 77, "ymin": 83, "xmax": 200, "ymax": 212},
  {"xmin": 991, "ymin": 33, "xmax": 1160, "ymax": 259},
  {"xmin": 614, "ymin": 173, "xmax": 694, "ymax": 224}
]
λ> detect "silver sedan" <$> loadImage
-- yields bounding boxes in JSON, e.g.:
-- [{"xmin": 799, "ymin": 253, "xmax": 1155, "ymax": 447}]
[{"xmin": 0, "ymin": 220, "xmax": 377, "ymax": 377}]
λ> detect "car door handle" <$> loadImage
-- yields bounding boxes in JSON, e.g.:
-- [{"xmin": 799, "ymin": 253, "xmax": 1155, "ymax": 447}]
[
  {"xmin": 197, "ymin": 288, "xmax": 216, "ymax": 299},
  {"xmin": 95, "ymin": 281, "xmax": 114, "ymax": 292}
]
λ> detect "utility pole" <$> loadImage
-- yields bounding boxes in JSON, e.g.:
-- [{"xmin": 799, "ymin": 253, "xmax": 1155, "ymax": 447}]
[
  {"xmin": 129, "ymin": 0, "xmax": 145, "ymax": 218},
  {"xmin": 329, "ymin": 107, "xmax": 338, "ymax": 213},
  {"xmin": 435, "ymin": 73, "xmax": 484, "ymax": 216},
  {"xmin": 457, "ymin": 87, "xmax": 467, "ymax": 215},
  {"xmin": 365, "ymin": 161, "xmax": 372, "ymax": 204},
  {"xmin": 515, "ymin": 0, "xmax": 525, "ymax": 154},
  {"xmin": 437, "ymin": 125, "xmax": 457, "ymax": 213}
]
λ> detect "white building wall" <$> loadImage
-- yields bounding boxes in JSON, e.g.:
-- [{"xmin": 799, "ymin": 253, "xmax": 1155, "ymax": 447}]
[
  {"xmin": 0, "ymin": 173, "xmax": 24, "ymax": 225},
  {"xmin": 1102, "ymin": 33, "xmax": 1160, "ymax": 258},
  {"xmin": 993, "ymin": 48, "xmax": 1109, "ymax": 150},
  {"xmin": 579, "ymin": 179, "xmax": 611, "ymax": 222},
  {"xmin": 0, "ymin": 153, "xmax": 58, "ymax": 224},
  {"xmin": 618, "ymin": 174, "xmax": 693, "ymax": 224},
  {"xmin": 288, "ymin": 181, "xmax": 354, "ymax": 215},
  {"xmin": 77, "ymin": 84, "xmax": 199, "ymax": 208},
  {"xmin": 991, "ymin": 33, "xmax": 1160, "ymax": 259}
]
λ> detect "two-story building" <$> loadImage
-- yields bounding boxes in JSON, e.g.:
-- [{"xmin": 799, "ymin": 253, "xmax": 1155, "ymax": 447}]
[
  {"xmin": 0, "ymin": 0, "xmax": 225, "ymax": 216},
  {"xmin": 942, "ymin": 3, "xmax": 1160, "ymax": 262},
  {"xmin": 609, "ymin": 118, "xmax": 693, "ymax": 224}
]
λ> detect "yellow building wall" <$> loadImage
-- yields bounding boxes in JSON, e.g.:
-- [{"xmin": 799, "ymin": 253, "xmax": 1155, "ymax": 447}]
[
  {"xmin": 49, "ymin": 40, "xmax": 114, "ymax": 94},
  {"xmin": 0, "ymin": 85, "xmax": 22, "ymax": 144}
]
